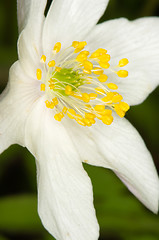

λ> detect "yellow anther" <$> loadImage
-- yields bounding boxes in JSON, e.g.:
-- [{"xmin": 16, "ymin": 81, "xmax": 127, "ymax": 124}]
[
  {"xmin": 40, "ymin": 55, "xmax": 46, "ymax": 63},
  {"xmin": 89, "ymin": 118, "xmax": 96, "ymax": 124},
  {"xmin": 85, "ymin": 112, "xmax": 96, "ymax": 119},
  {"xmin": 74, "ymin": 41, "xmax": 87, "ymax": 53},
  {"xmin": 90, "ymin": 48, "xmax": 107, "ymax": 58},
  {"xmin": 55, "ymin": 67, "xmax": 62, "ymax": 72},
  {"xmin": 52, "ymin": 97, "xmax": 58, "ymax": 105},
  {"xmin": 65, "ymin": 85, "xmax": 72, "ymax": 95},
  {"xmin": 74, "ymin": 48, "xmax": 82, "ymax": 53},
  {"xmin": 83, "ymin": 118, "xmax": 92, "ymax": 126},
  {"xmin": 93, "ymin": 67, "xmax": 104, "ymax": 75},
  {"xmin": 54, "ymin": 114, "xmax": 61, "ymax": 121},
  {"xmin": 54, "ymin": 112, "xmax": 64, "ymax": 121},
  {"xmin": 90, "ymin": 51, "xmax": 100, "ymax": 59},
  {"xmin": 74, "ymin": 48, "xmax": 84, "ymax": 53},
  {"xmin": 76, "ymin": 50, "xmax": 90, "ymax": 62},
  {"xmin": 45, "ymin": 100, "xmax": 51, "ymax": 108},
  {"xmin": 67, "ymin": 109, "xmax": 76, "ymax": 119},
  {"xmin": 78, "ymin": 41, "xmax": 87, "ymax": 48},
  {"xmin": 72, "ymin": 41, "xmax": 79, "ymax": 48},
  {"xmin": 62, "ymin": 107, "xmax": 68, "ymax": 114},
  {"xmin": 49, "ymin": 102, "xmax": 55, "ymax": 109},
  {"xmin": 48, "ymin": 60, "xmax": 56, "ymax": 67},
  {"xmin": 119, "ymin": 102, "xmax": 130, "ymax": 112},
  {"xmin": 99, "ymin": 62, "xmax": 110, "ymax": 69},
  {"xmin": 36, "ymin": 69, "xmax": 42, "ymax": 80},
  {"xmin": 101, "ymin": 109, "xmax": 112, "ymax": 116},
  {"xmin": 76, "ymin": 53, "xmax": 87, "ymax": 62},
  {"xmin": 98, "ymin": 74, "xmax": 108, "ymax": 82},
  {"xmin": 89, "ymin": 93, "xmax": 97, "ymax": 100},
  {"xmin": 102, "ymin": 115, "xmax": 113, "ymax": 125},
  {"xmin": 95, "ymin": 87, "xmax": 105, "ymax": 95},
  {"xmin": 114, "ymin": 104, "xmax": 125, "ymax": 118},
  {"xmin": 119, "ymin": 58, "xmax": 129, "ymax": 67},
  {"xmin": 40, "ymin": 83, "xmax": 45, "ymax": 91},
  {"xmin": 102, "ymin": 92, "xmax": 115, "ymax": 102},
  {"xmin": 112, "ymin": 93, "xmax": 123, "ymax": 103},
  {"xmin": 83, "ymin": 60, "xmax": 93, "ymax": 71},
  {"xmin": 98, "ymin": 54, "xmax": 110, "ymax": 62},
  {"xmin": 53, "ymin": 42, "xmax": 61, "ymax": 53},
  {"xmin": 82, "ymin": 93, "xmax": 90, "ymax": 103},
  {"xmin": 96, "ymin": 48, "xmax": 107, "ymax": 55},
  {"xmin": 117, "ymin": 70, "xmax": 128, "ymax": 78},
  {"xmin": 94, "ymin": 105, "xmax": 105, "ymax": 112},
  {"xmin": 81, "ymin": 50, "xmax": 89, "ymax": 56},
  {"xmin": 107, "ymin": 83, "xmax": 118, "ymax": 90}
]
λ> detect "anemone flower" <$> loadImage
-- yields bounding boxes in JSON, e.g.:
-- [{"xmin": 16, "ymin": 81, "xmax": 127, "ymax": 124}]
[{"xmin": 0, "ymin": 0, "xmax": 159, "ymax": 239}]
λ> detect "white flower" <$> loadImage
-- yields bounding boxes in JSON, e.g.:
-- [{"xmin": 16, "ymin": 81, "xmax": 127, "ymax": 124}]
[{"xmin": 0, "ymin": 0, "xmax": 159, "ymax": 239}]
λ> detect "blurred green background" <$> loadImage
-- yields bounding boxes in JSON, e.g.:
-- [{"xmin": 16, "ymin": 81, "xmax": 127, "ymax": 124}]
[{"xmin": 0, "ymin": 0, "xmax": 159, "ymax": 240}]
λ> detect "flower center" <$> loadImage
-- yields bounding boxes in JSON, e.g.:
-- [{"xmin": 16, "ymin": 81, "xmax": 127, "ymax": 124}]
[{"xmin": 36, "ymin": 41, "xmax": 130, "ymax": 127}]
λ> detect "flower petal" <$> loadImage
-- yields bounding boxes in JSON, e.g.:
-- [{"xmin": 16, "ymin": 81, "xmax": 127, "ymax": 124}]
[
  {"xmin": 43, "ymin": 0, "xmax": 109, "ymax": 57},
  {"xmin": 68, "ymin": 116, "xmax": 159, "ymax": 213},
  {"xmin": 0, "ymin": 61, "xmax": 40, "ymax": 154},
  {"xmin": 86, "ymin": 17, "xmax": 159, "ymax": 105},
  {"xmin": 24, "ymin": 99, "xmax": 99, "ymax": 240},
  {"xmin": 17, "ymin": 0, "xmax": 47, "ymax": 78},
  {"xmin": 17, "ymin": 0, "xmax": 31, "ymax": 33}
]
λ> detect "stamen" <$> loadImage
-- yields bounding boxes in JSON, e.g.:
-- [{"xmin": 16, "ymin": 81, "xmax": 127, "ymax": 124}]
[
  {"xmin": 41, "ymin": 55, "xmax": 46, "ymax": 63},
  {"xmin": 98, "ymin": 74, "xmax": 108, "ymax": 82},
  {"xmin": 37, "ymin": 40, "xmax": 130, "ymax": 127},
  {"xmin": 48, "ymin": 60, "xmax": 56, "ymax": 67},
  {"xmin": 36, "ymin": 69, "xmax": 42, "ymax": 80},
  {"xmin": 117, "ymin": 70, "xmax": 128, "ymax": 78},
  {"xmin": 40, "ymin": 83, "xmax": 45, "ymax": 91},
  {"xmin": 118, "ymin": 58, "xmax": 129, "ymax": 67},
  {"xmin": 107, "ymin": 83, "xmax": 118, "ymax": 90},
  {"xmin": 53, "ymin": 42, "xmax": 61, "ymax": 53}
]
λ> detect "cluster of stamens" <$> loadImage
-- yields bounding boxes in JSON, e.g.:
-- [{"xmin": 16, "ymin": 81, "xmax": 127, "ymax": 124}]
[{"xmin": 36, "ymin": 41, "xmax": 130, "ymax": 127}]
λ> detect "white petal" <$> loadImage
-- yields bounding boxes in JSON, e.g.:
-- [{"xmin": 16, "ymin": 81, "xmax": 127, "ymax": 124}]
[
  {"xmin": 18, "ymin": 0, "xmax": 47, "ymax": 78},
  {"xmin": 43, "ymin": 0, "xmax": 109, "ymax": 57},
  {"xmin": 17, "ymin": 0, "xmax": 31, "ymax": 33},
  {"xmin": 68, "ymin": 116, "xmax": 159, "ymax": 213},
  {"xmin": 24, "ymin": 99, "xmax": 99, "ymax": 240},
  {"xmin": 86, "ymin": 17, "xmax": 159, "ymax": 105},
  {"xmin": 0, "ymin": 61, "xmax": 40, "ymax": 154},
  {"xmin": 64, "ymin": 120, "xmax": 110, "ymax": 168}
]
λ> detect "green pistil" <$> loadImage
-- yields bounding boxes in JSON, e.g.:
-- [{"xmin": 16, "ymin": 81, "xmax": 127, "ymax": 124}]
[{"xmin": 52, "ymin": 68, "xmax": 84, "ymax": 96}]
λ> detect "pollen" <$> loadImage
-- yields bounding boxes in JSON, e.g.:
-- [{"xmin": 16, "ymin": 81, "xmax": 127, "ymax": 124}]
[
  {"xmin": 117, "ymin": 70, "xmax": 128, "ymax": 78},
  {"xmin": 107, "ymin": 83, "xmax": 118, "ymax": 90},
  {"xmin": 36, "ymin": 69, "xmax": 42, "ymax": 80},
  {"xmin": 98, "ymin": 74, "xmax": 108, "ymax": 82},
  {"xmin": 40, "ymin": 83, "xmax": 45, "ymax": 91},
  {"xmin": 53, "ymin": 42, "xmax": 61, "ymax": 53},
  {"xmin": 118, "ymin": 58, "xmax": 129, "ymax": 67},
  {"xmin": 48, "ymin": 60, "xmax": 56, "ymax": 67},
  {"xmin": 41, "ymin": 55, "xmax": 46, "ymax": 63},
  {"xmin": 37, "ymin": 41, "xmax": 130, "ymax": 127}
]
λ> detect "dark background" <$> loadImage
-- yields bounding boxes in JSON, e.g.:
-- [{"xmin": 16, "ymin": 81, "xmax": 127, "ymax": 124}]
[{"xmin": 0, "ymin": 0, "xmax": 159, "ymax": 240}]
